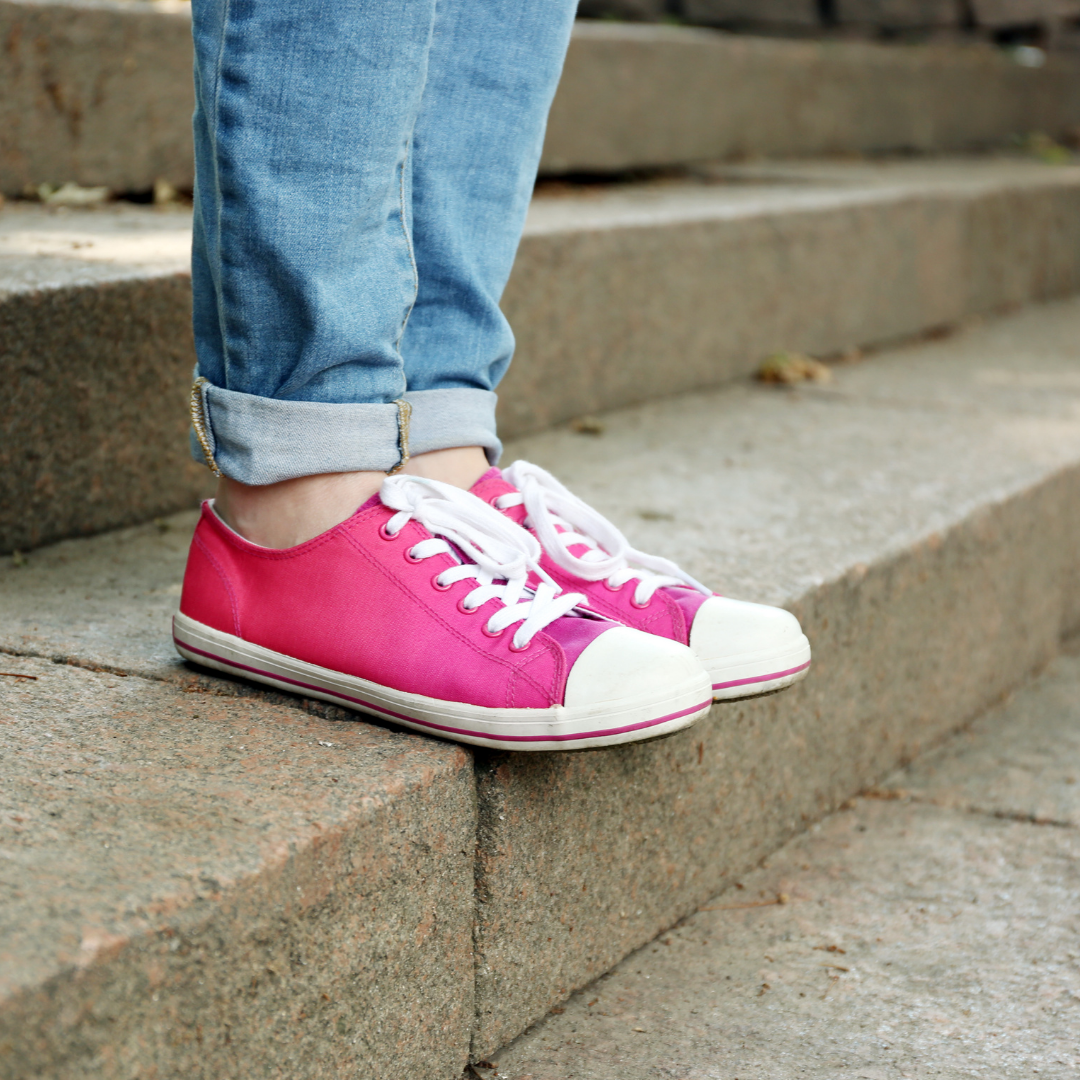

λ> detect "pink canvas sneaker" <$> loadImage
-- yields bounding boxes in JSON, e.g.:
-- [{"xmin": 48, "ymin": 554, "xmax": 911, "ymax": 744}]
[
  {"xmin": 173, "ymin": 475, "xmax": 712, "ymax": 750},
  {"xmin": 473, "ymin": 462, "xmax": 811, "ymax": 701}
]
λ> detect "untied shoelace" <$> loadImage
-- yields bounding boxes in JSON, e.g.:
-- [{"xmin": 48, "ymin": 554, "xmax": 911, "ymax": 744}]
[
  {"xmin": 498, "ymin": 461, "xmax": 711, "ymax": 607},
  {"xmin": 380, "ymin": 474, "xmax": 585, "ymax": 650}
]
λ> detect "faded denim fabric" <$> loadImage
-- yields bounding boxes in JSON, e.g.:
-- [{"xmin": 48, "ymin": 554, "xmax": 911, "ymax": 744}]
[{"xmin": 190, "ymin": 0, "xmax": 576, "ymax": 484}]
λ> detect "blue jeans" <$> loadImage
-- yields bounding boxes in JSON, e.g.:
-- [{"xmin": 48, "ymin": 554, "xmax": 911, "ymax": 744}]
[{"xmin": 189, "ymin": 0, "xmax": 577, "ymax": 484}]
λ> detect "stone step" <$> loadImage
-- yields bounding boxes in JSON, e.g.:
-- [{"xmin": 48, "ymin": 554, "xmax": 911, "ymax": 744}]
[
  {"xmin": 6, "ymin": 157, "xmax": 1080, "ymax": 552},
  {"xmin": 4, "ymin": 3, "xmax": 1080, "ymax": 196},
  {"xmin": 487, "ymin": 644, "xmax": 1080, "ymax": 1078},
  {"xmin": 3, "ymin": 296, "xmax": 1080, "ymax": 1073}
]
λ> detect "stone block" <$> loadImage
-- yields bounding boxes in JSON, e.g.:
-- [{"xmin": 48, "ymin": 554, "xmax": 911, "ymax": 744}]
[
  {"xmin": 0, "ymin": 204, "xmax": 213, "ymax": 553},
  {"xmin": 5, "ymin": 297, "xmax": 1080, "ymax": 1059},
  {"xmin": 499, "ymin": 162, "xmax": 1080, "ymax": 439},
  {"xmin": 679, "ymin": 0, "xmax": 820, "ymax": 27},
  {"xmin": 576, "ymin": 0, "xmax": 669, "ymax": 22},
  {"xmin": 0, "ymin": 657, "xmax": 476, "ymax": 1080},
  {"xmin": 6, "ymin": 162, "xmax": 1080, "ymax": 553},
  {"xmin": 7, "ymin": 9, "xmax": 1080, "ymax": 194},
  {"xmin": 0, "ymin": 0, "xmax": 195, "ymax": 197},
  {"xmin": 468, "ymin": 299, "xmax": 1080, "ymax": 1054},
  {"xmin": 885, "ymin": 651, "xmax": 1080, "ymax": 825},
  {"xmin": 493, "ymin": 795, "xmax": 1080, "ymax": 1077},
  {"xmin": 971, "ymin": 0, "xmax": 1080, "ymax": 26},
  {"xmin": 542, "ymin": 24, "xmax": 1080, "ymax": 172},
  {"xmin": 835, "ymin": 0, "xmax": 961, "ymax": 26}
]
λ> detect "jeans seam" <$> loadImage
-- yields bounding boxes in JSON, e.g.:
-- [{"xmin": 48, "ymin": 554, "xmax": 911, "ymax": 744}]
[
  {"xmin": 394, "ymin": 136, "xmax": 419, "ymax": 378},
  {"xmin": 208, "ymin": 0, "xmax": 232, "ymax": 385}
]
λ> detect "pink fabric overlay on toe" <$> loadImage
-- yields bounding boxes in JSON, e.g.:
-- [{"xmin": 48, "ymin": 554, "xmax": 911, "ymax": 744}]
[
  {"xmin": 173, "ymin": 474, "xmax": 714, "ymax": 750},
  {"xmin": 474, "ymin": 462, "xmax": 813, "ymax": 701}
]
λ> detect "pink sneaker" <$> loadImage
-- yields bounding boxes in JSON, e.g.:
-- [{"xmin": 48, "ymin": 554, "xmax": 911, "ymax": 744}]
[
  {"xmin": 473, "ymin": 462, "xmax": 811, "ymax": 701},
  {"xmin": 173, "ymin": 475, "xmax": 712, "ymax": 750}
]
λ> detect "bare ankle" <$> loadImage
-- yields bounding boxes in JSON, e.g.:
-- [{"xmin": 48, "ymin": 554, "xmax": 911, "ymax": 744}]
[
  {"xmin": 401, "ymin": 446, "xmax": 489, "ymax": 490},
  {"xmin": 213, "ymin": 447, "xmax": 489, "ymax": 548},
  {"xmin": 215, "ymin": 471, "xmax": 385, "ymax": 548}
]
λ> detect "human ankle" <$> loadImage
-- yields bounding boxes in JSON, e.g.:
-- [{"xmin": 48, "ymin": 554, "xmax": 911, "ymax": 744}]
[
  {"xmin": 215, "ymin": 471, "xmax": 385, "ymax": 548},
  {"xmin": 401, "ymin": 446, "xmax": 489, "ymax": 490}
]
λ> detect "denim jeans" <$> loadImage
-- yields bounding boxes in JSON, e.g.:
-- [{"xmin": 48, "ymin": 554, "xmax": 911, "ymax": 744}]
[{"xmin": 189, "ymin": 0, "xmax": 577, "ymax": 484}]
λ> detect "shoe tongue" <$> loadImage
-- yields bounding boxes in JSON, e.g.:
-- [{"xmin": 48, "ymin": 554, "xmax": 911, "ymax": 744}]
[{"xmin": 471, "ymin": 468, "xmax": 528, "ymax": 526}]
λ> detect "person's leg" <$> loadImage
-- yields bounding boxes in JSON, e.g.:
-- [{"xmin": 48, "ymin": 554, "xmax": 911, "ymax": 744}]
[
  {"xmin": 399, "ymin": 0, "xmax": 577, "ymax": 401},
  {"xmin": 178, "ymin": 0, "xmax": 718, "ymax": 747},
  {"xmin": 190, "ymin": 0, "xmax": 502, "ymax": 545}
]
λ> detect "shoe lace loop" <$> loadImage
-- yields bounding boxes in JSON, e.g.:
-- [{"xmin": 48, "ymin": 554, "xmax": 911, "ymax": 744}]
[
  {"xmin": 499, "ymin": 461, "xmax": 710, "ymax": 606},
  {"xmin": 380, "ymin": 474, "xmax": 583, "ymax": 648}
]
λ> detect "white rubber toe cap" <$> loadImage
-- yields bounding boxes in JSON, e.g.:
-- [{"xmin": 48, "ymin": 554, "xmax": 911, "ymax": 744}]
[
  {"xmin": 689, "ymin": 596, "xmax": 806, "ymax": 662},
  {"xmin": 564, "ymin": 625, "xmax": 710, "ymax": 711},
  {"xmin": 689, "ymin": 597, "xmax": 811, "ymax": 699}
]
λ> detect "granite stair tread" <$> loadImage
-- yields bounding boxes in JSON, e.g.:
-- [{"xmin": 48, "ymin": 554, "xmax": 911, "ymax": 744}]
[{"xmin": 3, "ymin": 298, "xmax": 1080, "ymax": 1070}]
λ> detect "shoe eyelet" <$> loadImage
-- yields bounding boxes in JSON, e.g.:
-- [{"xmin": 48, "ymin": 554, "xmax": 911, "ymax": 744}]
[
  {"xmin": 378, "ymin": 522, "xmax": 398, "ymax": 541},
  {"xmin": 603, "ymin": 579, "xmax": 624, "ymax": 592},
  {"xmin": 432, "ymin": 573, "xmax": 453, "ymax": 591},
  {"xmin": 457, "ymin": 598, "xmax": 479, "ymax": 615},
  {"xmin": 509, "ymin": 638, "xmax": 531, "ymax": 652},
  {"xmin": 482, "ymin": 623, "xmax": 505, "ymax": 638},
  {"xmin": 404, "ymin": 547, "xmax": 424, "ymax": 564},
  {"xmin": 630, "ymin": 594, "xmax": 652, "ymax": 609}
]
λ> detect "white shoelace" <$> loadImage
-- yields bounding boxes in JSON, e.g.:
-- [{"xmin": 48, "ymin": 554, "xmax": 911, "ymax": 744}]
[
  {"xmin": 380, "ymin": 474, "xmax": 584, "ymax": 649},
  {"xmin": 499, "ymin": 461, "xmax": 710, "ymax": 607}
]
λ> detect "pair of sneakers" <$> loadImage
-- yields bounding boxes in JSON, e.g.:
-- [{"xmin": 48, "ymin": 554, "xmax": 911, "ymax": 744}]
[{"xmin": 173, "ymin": 462, "xmax": 811, "ymax": 751}]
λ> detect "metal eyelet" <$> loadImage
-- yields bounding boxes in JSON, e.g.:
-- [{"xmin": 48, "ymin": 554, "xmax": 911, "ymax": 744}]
[
  {"xmin": 457, "ymin": 598, "xmax": 479, "ymax": 615},
  {"xmin": 432, "ymin": 573, "xmax": 453, "ymax": 591},
  {"xmin": 630, "ymin": 594, "xmax": 652, "ymax": 609},
  {"xmin": 482, "ymin": 623, "xmax": 505, "ymax": 638},
  {"xmin": 378, "ymin": 522, "xmax": 398, "ymax": 541},
  {"xmin": 404, "ymin": 547, "xmax": 424, "ymax": 564},
  {"xmin": 508, "ymin": 638, "xmax": 531, "ymax": 652},
  {"xmin": 603, "ymin": 579, "xmax": 625, "ymax": 592}
]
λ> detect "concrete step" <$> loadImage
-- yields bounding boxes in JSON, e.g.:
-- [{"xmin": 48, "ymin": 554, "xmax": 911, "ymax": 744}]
[
  {"xmin": 3, "ymin": 297, "xmax": 1080, "ymax": 1074},
  {"xmin": 6, "ymin": 157, "xmax": 1080, "ymax": 552},
  {"xmin": 4, "ymin": 4, "xmax": 1080, "ymax": 196},
  {"xmin": 487, "ymin": 643, "xmax": 1080, "ymax": 1079}
]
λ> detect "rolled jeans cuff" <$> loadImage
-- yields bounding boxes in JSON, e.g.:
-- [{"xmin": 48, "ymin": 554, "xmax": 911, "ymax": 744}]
[{"xmin": 189, "ymin": 383, "xmax": 502, "ymax": 485}]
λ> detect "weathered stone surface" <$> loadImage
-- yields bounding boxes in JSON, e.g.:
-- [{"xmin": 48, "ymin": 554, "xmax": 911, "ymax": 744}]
[
  {"xmin": 679, "ymin": 0, "xmax": 820, "ymax": 27},
  {"xmin": 971, "ymin": 0, "xmax": 1080, "ymax": 27},
  {"xmin": 9, "ymin": 160, "xmax": 1080, "ymax": 553},
  {"xmin": 489, "ymin": 644, "xmax": 1080, "ymax": 1077},
  {"xmin": 542, "ymin": 23, "xmax": 1080, "ymax": 173},
  {"xmin": 6, "ymin": 8, "xmax": 1080, "ymax": 195},
  {"xmin": 490, "ymin": 801, "xmax": 1080, "ymax": 1078},
  {"xmin": 0, "ymin": 204, "xmax": 212, "ymax": 554},
  {"xmin": 883, "ymin": 649, "xmax": 1080, "ymax": 825},
  {"xmin": 0, "ymin": 0, "xmax": 195, "ymax": 197},
  {"xmin": 500, "ymin": 160, "xmax": 1080, "ymax": 438},
  {"xmin": 575, "ymin": 2, "xmax": 668, "ymax": 22},
  {"xmin": 836, "ymin": 0, "xmax": 961, "ymax": 26},
  {"xmin": 0, "ymin": 655, "xmax": 475, "ymax": 1080},
  {"xmin": 468, "ymin": 297, "xmax": 1080, "ymax": 1055},
  {"xmin": 6, "ymin": 296, "xmax": 1080, "ymax": 1064}
]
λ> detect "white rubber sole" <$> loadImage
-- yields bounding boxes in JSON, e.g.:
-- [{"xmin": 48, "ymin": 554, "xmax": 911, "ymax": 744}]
[
  {"xmin": 704, "ymin": 635, "xmax": 812, "ymax": 701},
  {"xmin": 173, "ymin": 613, "xmax": 713, "ymax": 751}
]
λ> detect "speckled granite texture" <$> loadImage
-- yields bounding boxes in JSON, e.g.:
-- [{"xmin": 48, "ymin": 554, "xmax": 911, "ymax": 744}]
[
  {"xmin": 468, "ymin": 298, "xmax": 1080, "ymax": 1054},
  {"xmin": 6, "ymin": 7, "xmax": 1080, "ymax": 193},
  {"xmin": 6, "ymin": 161, "xmax": 1080, "ymax": 552},
  {"xmin": 4, "ymin": 299, "xmax": 1080, "ymax": 1066},
  {"xmin": 0, "ymin": 657, "xmax": 476, "ymax": 1080},
  {"xmin": 481, "ymin": 649, "xmax": 1080, "ymax": 1079}
]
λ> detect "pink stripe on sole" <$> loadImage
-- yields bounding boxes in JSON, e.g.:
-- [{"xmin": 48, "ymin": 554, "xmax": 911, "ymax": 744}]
[
  {"xmin": 175, "ymin": 635, "xmax": 710, "ymax": 745},
  {"xmin": 712, "ymin": 659, "xmax": 811, "ymax": 691}
]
